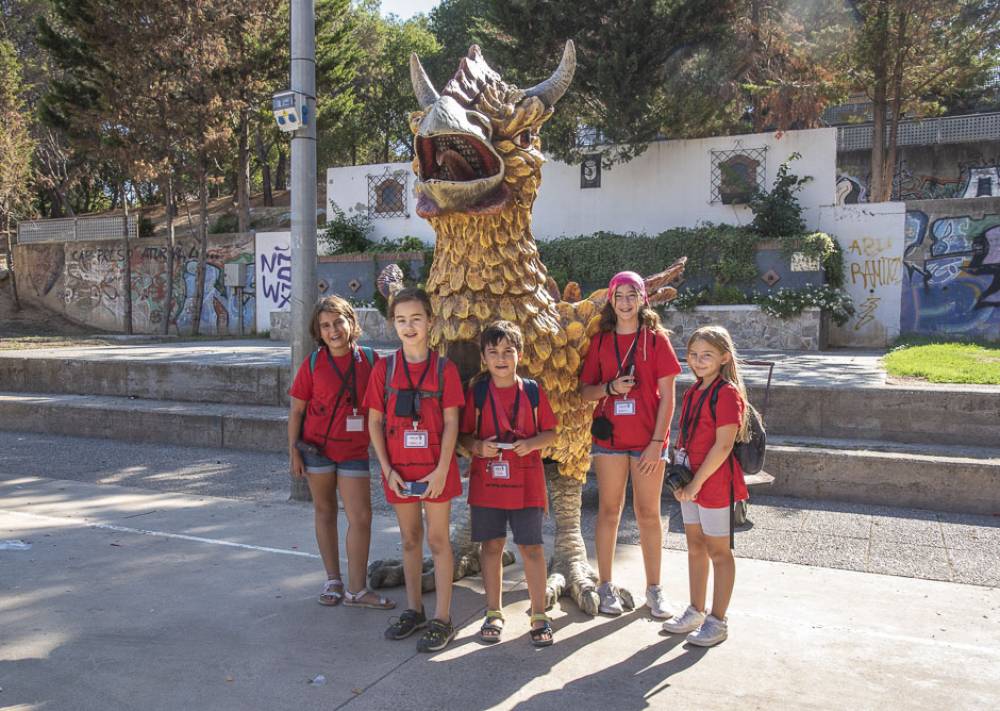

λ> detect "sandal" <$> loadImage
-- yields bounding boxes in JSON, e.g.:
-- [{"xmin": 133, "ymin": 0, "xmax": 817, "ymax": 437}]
[
  {"xmin": 385, "ymin": 608, "xmax": 427, "ymax": 640},
  {"xmin": 416, "ymin": 618, "xmax": 456, "ymax": 653},
  {"xmin": 479, "ymin": 610, "xmax": 505, "ymax": 644},
  {"xmin": 529, "ymin": 613, "xmax": 554, "ymax": 648},
  {"xmin": 318, "ymin": 578, "xmax": 344, "ymax": 606},
  {"xmin": 344, "ymin": 587, "xmax": 396, "ymax": 610}
]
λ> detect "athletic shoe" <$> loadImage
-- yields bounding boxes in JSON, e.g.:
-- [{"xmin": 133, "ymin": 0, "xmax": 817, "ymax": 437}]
[
  {"xmin": 384, "ymin": 608, "xmax": 427, "ymax": 640},
  {"xmin": 645, "ymin": 585, "xmax": 674, "ymax": 619},
  {"xmin": 597, "ymin": 581, "xmax": 623, "ymax": 616},
  {"xmin": 661, "ymin": 605, "xmax": 706, "ymax": 634},
  {"xmin": 416, "ymin": 618, "xmax": 455, "ymax": 653},
  {"xmin": 686, "ymin": 614, "xmax": 728, "ymax": 647}
]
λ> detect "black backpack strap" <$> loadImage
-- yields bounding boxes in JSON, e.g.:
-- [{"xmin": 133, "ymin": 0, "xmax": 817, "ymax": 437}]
[
  {"xmin": 473, "ymin": 377, "xmax": 489, "ymax": 438},
  {"xmin": 522, "ymin": 378, "xmax": 540, "ymax": 431},
  {"xmin": 382, "ymin": 352, "xmax": 397, "ymax": 412}
]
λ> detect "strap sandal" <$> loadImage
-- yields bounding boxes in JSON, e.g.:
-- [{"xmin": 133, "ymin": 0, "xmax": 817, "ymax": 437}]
[
  {"xmin": 529, "ymin": 613, "xmax": 554, "ymax": 648},
  {"xmin": 318, "ymin": 578, "xmax": 344, "ymax": 606},
  {"xmin": 416, "ymin": 618, "xmax": 456, "ymax": 653},
  {"xmin": 344, "ymin": 587, "xmax": 396, "ymax": 610},
  {"xmin": 384, "ymin": 608, "xmax": 427, "ymax": 640},
  {"xmin": 479, "ymin": 610, "xmax": 505, "ymax": 644}
]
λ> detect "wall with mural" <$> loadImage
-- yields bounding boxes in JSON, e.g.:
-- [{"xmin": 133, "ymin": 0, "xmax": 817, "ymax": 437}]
[
  {"xmin": 816, "ymin": 202, "xmax": 908, "ymax": 347},
  {"xmin": 14, "ymin": 233, "xmax": 255, "ymax": 335},
  {"xmin": 901, "ymin": 197, "xmax": 1000, "ymax": 339},
  {"xmin": 838, "ymin": 142, "xmax": 1000, "ymax": 204}
]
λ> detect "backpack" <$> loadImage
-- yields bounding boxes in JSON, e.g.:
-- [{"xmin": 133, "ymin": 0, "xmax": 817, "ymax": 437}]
[
  {"xmin": 309, "ymin": 345, "xmax": 375, "ymax": 373},
  {"xmin": 472, "ymin": 376, "xmax": 540, "ymax": 437},
  {"xmin": 709, "ymin": 383, "xmax": 766, "ymax": 475},
  {"xmin": 382, "ymin": 351, "xmax": 448, "ymax": 412}
]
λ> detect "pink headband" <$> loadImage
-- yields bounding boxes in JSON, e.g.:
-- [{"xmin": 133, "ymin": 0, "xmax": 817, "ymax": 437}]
[{"xmin": 608, "ymin": 271, "xmax": 647, "ymax": 304}]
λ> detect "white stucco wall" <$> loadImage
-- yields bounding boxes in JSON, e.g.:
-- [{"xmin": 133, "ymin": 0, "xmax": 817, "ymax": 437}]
[
  {"xmin": 815, "ymin": 202, "xmax": 907, "ymax": 347},
  {"xmin": 326, "ymin": 127, "xmax": 837, "ymax": 242}
]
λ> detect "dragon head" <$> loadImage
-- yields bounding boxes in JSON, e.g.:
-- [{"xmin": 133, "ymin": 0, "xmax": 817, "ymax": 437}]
[{"xmin": 409, "ymin": 42, "xmax": 575, "ymax": 218}]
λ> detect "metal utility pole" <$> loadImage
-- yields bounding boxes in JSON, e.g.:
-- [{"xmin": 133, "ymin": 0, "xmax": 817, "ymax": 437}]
[{"xmin": 290, "ymin": 0, "xmax": 317, "ymax": 501}]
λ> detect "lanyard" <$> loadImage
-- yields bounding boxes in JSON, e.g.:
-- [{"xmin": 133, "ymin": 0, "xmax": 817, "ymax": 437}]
[
  {"xmin": 679, "ymin": 379, "xmax": 720, "ymax": 450},
  {"xmin": 402, "ymin": 352, "xmax": 434, "ymax": 391},
  {"xmin": 325, "ymin": 348, "xmax": 358, "ymax": 412},
  {"xmin": 612, "ymin": 330, "xmax": 639, "ymax": 380},
  {"xmin": 486, "ymin": 381, "xmax": 522, "ymax": 443}
]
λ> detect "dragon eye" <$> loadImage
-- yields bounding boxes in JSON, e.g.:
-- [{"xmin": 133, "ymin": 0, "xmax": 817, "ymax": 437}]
[{"xmin": 514, "ymin": 130, "xmax": 533, "ymax": 148}]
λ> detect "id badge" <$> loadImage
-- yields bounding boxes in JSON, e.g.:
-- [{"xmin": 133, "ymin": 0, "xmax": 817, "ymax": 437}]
[
  {"xmin": 490, "ymin": 460, "xmax": 510, "ymax": 479},
  {"xmin": 614, "ymin": 398, "xmax": 636, "ymax": 416},
  {"xmin": 404, "ymin": 429, "xmax": 429, "ymax": 449},
  {"xmin": 345, "ymin": 413, "xmax": 364, "ymax": 432}
]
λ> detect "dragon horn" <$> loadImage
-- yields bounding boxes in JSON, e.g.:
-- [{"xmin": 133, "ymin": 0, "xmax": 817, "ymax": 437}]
[
  {"xmin": 524, "ymin": 40, "xmax": 576, "ymax": 107},
  {"xmin": 410, "ymin": 53, "xmax": 439, "ymax": 109}
]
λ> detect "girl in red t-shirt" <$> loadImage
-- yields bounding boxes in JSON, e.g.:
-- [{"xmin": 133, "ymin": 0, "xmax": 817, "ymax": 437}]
[
  {"xmin": 288, "ymin": 295, "xmax": 394, "ymax": 611},
  {"xmin": 662, "ymin": 325, "xmax": 750, "ymax": 648},
  {"xmin": 365, "ymin": 288, "xmax": 464, "ymax": 653},
  {"xmin": 579, "ymin": 271, "xmax": 682, "ymax": 619}
]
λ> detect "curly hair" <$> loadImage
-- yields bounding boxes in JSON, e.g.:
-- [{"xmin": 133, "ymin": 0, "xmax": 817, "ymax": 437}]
[{"xmin": 308, "ymin": 295, "xmax": 362, "ymax": 346}]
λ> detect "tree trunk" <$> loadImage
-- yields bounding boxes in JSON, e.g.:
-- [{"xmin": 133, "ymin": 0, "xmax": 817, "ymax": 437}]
[
  {"xmin": 868, "ymin": 4, "xmax": 891, "ymax": 202},
  {"xmin": 191, "ymin": 161, "xmax": 209, "ymax": 336},
  {"xmin": 275, "ymin": 148, "xmax": 287, "ymax": 191},
  {"xmin": 882, "ymin": 10, "xmax": 909, "ymax": 202},
  {"xmin": 237, "ymin": 109, "xmax": 252, "ymax": 234},
  {"xmin": 4, "ymin": 214, "xmax": 19, "ymax": 311},
  {"xmin": 121, "ymin": 186, "xmax": 134, "ymax": 335},
  {"xmin": 162, "ymin": 175, "xmax": 175, "ymax": 336},
  {"xmin": 255, "ymin": 124, "xmax": 274, "ymax": 207}
]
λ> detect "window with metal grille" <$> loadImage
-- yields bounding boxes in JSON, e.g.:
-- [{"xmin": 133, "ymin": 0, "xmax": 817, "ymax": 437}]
[
  {"xmin": 367, "ymin": 169, "xmax": 408, "ymax": 218},
  {"xmin": 710, "ymin": 145, "xmax": 766, "ymax": 204}
]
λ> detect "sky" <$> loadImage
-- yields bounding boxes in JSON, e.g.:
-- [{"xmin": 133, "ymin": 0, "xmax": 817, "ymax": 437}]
[{"xmin": 379, "ymin": 0, "xmax": 440, "ymax": 19}]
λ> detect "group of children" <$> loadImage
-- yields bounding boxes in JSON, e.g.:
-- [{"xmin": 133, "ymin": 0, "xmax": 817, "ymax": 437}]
[{"xmin": 287, "ymin": 272, "xmax": 752, "ymax": 653}]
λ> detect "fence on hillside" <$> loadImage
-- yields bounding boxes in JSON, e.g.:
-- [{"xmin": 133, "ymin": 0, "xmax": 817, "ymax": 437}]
[{"xmin": 17, "ymin": 215, "xmax": 137, "ymax": 244}]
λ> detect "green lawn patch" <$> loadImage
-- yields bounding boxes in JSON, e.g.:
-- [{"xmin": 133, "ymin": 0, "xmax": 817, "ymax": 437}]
[{"xmin": 884, "ymin": 341, "xmax": 1000, "ymax": 385}]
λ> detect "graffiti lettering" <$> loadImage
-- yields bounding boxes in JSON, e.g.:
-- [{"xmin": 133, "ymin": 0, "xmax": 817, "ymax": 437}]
[
  {"xmin": 850, "ymin": 257, "xmax": 902, "ymax": 289},
  {"xmin": 853, "ymin": 296, "xmax": 880, "ymax": 331},
  {"xmin": 847, "ymin": 237, "xmax": 893, "ymax": 257},
  {"xmin": 259, "ymin": 246, "xmax": 291, "ymax": 310}
]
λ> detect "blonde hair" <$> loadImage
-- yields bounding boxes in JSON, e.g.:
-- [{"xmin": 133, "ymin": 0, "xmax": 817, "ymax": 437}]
[
  {"xmin": 309, "ymin": 295, "xmax": 361, "ymax": 346},
  {"xmin": 687, "ymin": 325, "xmax": 752, "ymax": 443}
]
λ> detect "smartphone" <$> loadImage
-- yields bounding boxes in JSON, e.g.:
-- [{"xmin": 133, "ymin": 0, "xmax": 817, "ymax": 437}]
[{"xmin": 403, "ymin": 480, "xmax": 429, "ymax": 496}]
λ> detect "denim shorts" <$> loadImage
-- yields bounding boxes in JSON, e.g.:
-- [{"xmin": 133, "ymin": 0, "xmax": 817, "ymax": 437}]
[
  {"xmin": 591, "ymin": 443, "xmax": 670, "ymax": 461},
  {"xmin": 301, "ymin": 449, "xmax": 370, "ymax": 477},
  {"xmin": 471, "ymin": 506, "xmax": 544, "ymax": 546}
]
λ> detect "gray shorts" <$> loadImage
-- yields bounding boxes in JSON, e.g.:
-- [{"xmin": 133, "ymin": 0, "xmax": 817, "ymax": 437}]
[
  {"xmin": 679, "ymin": 501, "xmax": 731, "ymax": 538},
  {"xmin": 301, "ymin": 449, "xmax": 370, "ymax": 478},
  {"xmin": 470, "ymin": 506, "xmax": 544, "ymax": 546}
]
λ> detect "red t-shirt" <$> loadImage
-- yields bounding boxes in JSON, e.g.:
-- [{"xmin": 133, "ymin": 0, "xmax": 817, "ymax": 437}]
[
  {"xmin": 288, "ymin": 347, "xmax": 378, "ymax": 462},
  {"xmin": 579, "ymin": 328, "xmax": 682, "ymax": 451},
  {"xmin": 460, "ymin": 378, "xmax": 558, "ymax": 509},
  {"xmin": 678, "ymin": 379, "xmax": 748, "ymax": 508},
  {"xmin": 363, "ymin": 351, "xmax": 465, "ymax": 504}
]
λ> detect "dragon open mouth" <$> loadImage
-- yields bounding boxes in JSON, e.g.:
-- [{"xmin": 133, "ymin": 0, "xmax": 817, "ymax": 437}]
[{"xmin": 417, "ymin": 133, "xmax": 501, "ymax": 183}]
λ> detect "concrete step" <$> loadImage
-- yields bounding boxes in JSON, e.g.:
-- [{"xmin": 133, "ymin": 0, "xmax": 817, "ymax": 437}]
[
  {"xmin": 762, "ymin": 436, "xmax": 1000, "ymax": 516},
  {"xmin": 0, "ymin": 392, "xmax": 286, "ymax": 452},
  {"xmin": 3, "ymin": 353, "xmax": 998, "ymax": 447}
]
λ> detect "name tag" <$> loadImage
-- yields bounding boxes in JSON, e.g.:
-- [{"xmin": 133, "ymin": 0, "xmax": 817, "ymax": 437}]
[
  {"xmin": 404, "ymin": 429, "xmax": 429, "ymax": 449},
  {"xmin": 490, "ymin": 460, "xmax": 510, "ymax": 479},
  {"xmin": 614, "ymin": 399, "xmax": 636, "ymax": 416},
  {"xmin": 345, "ymin": 414, "xmax": 364, "ymax": 432}
]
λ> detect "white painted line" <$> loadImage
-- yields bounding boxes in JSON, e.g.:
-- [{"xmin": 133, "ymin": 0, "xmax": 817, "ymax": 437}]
[{"xmin": 0, "ymin": 508, "xmax": 321, "ymax": 560}]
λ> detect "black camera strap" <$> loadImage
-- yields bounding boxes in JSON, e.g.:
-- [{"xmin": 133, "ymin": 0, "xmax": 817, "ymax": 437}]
[
  {"xmin": 679, "ymin": 378, "xmax": 721, "ymax": 450},
  {"xmin": 401, "ymin": 354, "xmax": 434, "ymax": 423},
  {"xmin": 612, "ymin": 329, "xmax": 639, "ymax": 379},
  {"xmin": 316, "ymin": 365, "xmax": 351, "ymax": 445},
  {"xmin": 486, "ymin": 385, "xmax": 522, "ymax": 444},
  {"xmin": 325, "ymin": 348, "xmax": 358, "ymax": 412}
]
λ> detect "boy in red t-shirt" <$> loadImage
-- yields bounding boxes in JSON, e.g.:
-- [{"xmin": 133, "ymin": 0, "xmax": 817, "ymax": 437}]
[
  {"xmin": 459, "ymin": 321, "xmax": 558, "ymax": 647},
  {"xmin": 365, "ymin": 288, "xmax": 464, "ymax": 653},
  {"xmin": 288, "ymin": 295, "xmax": 394, "ymax": 611}
]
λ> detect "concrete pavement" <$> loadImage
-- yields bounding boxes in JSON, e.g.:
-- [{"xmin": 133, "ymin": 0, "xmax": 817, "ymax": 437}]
[{"xmin": 3, "ymin": 473, "xmax": 1000, "ymax": 710}]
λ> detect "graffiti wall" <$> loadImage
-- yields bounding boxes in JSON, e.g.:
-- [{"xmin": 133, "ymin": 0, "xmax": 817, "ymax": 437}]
[
  {"xmin": 255, "ymin": 231, "xmax": 291, "ymax": 334},
  {"xmin": 901, "ymin": 197, "xmax": 1000, "ymax": 339},
  {"xmin": 15, "ymin": 233, "xmax": 256, "ymax": 335},
  {"xmin": 816, "ymin": 202, "xmax": 907, "ymax": 347},
  {"xmin": 838, "ymin": 142, "xmax": 1000, "ymax": 204}
]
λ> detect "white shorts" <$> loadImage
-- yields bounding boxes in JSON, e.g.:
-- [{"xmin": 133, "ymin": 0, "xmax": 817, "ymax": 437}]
[{"xmin": 680, "ymin": 501, "xmax": 731, "ymax": 538}]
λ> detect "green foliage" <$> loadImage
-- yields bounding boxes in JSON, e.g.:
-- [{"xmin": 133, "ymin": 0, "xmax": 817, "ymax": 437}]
[
  {"xmin": 755, "ymin": 285, "xmax": 855, "ymax": 326},
  {"xmin": 884, "ymin": 342, "xmax": 1000, "ymax": 385},
  {"xmin": 321, "ymin": 206, "xmax": 374, "ymax": 254},
  {"xmin": 538, "ymin": 224, "xmax": 764, "ymax": 294},
  {"xmin": 139, "ymin": 215, "xmax": 155, "ymax": 238},
  {"xmin": 670, "ymin": 286, "xmax": 755, "ymax": 311},
  {"xmin": 0, "ymin": 37, "xmax": 34, "ymax": 223},
  {"xmin": 748, "ymin": 153, "xmax": 812, "ymax": 237},
  {"xmin": 209, "ymin": 212, "xmax": 239, "ymax": 234},
  {"xmin": 778, "ymin": 231, "xmax": 846, "ymax": 288}
]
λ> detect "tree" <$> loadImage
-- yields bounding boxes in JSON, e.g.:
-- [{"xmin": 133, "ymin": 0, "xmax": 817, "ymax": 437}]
[
  {"xmin": 0, "ymin": 36, "xmax": 34, "ymax": 309},
  {"xmin": 847, "ymin": 0, "xmax": 1000, "ymax": 201}
]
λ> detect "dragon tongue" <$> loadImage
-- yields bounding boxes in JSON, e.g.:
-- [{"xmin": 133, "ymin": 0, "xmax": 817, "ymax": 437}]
[{"xmin": 437, "ymin": 148, "xmax": 477, "ymax": 181}]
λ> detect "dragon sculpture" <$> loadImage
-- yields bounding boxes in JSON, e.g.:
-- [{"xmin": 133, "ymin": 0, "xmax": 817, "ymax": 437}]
[{"xmin": 371, "ymin": 41, "xmax": 686, "ymax": 614}]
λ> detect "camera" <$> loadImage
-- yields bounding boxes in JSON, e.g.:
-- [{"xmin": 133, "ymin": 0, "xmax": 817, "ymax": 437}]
[
  {"xmin": 591, "ymin": 415, "xmax": 613, "ymax": 440},
  {"xmin": 664, "ymin": 464, "xmax": 694, "ymax": 493},
  {"xmin": 395, "ymin": 390, "xmax": 419, "ymax": 419}
]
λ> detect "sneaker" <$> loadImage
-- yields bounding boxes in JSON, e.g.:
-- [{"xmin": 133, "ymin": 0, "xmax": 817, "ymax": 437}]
[
  {"xmin": 597, "ymin": 581, "xmax": 624, "ymax": 616},
  {"xmin": 416, "ymin": 618, "xmax": 455, "ymax": 653},
  {"xmin": 661, "ymin": 605, "xmax": 706, "ymax": 634},
  {"xmin": 645, "ymin": 585, "xmax": 674, "ymax": 619},
  {"xmin": 384, "ymin": 608, "xmax": 427, "ymax": 641},
  {"xmin": 686, "ymin": 614, "xmax": 728, "ymax": 647}
]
